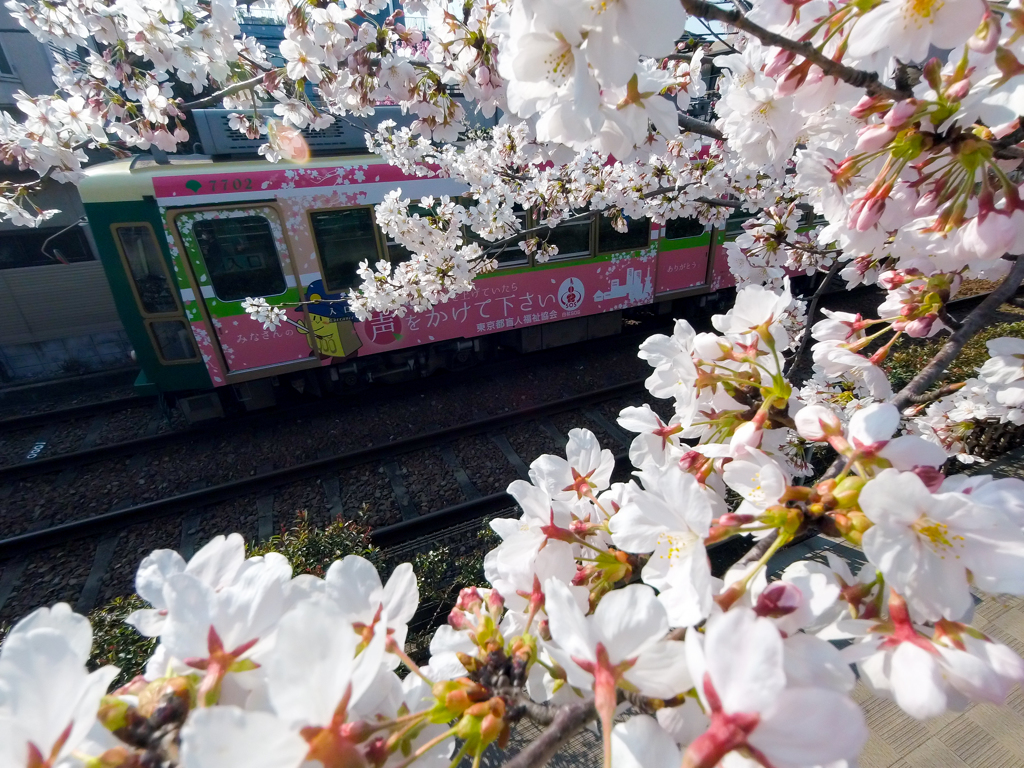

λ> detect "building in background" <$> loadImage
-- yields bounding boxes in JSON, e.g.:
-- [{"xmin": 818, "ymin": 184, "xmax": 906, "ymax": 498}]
[{"xmin": 0, "ymin": 5, "xmax": 132, "ymax": 383}]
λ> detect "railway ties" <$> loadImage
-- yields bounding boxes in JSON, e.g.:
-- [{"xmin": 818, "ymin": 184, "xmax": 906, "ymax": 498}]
[{"xmin": 0, "ymin": 382, "xmax": 648, "ymax": 623}]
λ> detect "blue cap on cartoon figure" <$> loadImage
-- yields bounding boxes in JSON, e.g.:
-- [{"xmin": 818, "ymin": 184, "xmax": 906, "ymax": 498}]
[{"xmin": 304, "ymin": 279, "xmax": 355, "ymax": 320}]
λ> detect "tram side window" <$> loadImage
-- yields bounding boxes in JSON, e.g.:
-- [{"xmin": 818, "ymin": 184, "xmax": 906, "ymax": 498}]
[
  {"xmin": 598, "ymin": 214, "xmax": 651, "ymax": 254},
  {"xmin": 544, "ymin": 213, "xmax": 592, "ymax": 261},
  {"xmin": 724, "ymin": 208, "xmax": 757, "ymax": 236},
  {"xmin": 310, "ymin": 208, "xmax": 381, "ymax": 293},
  {"xmin": 193, "ymin": 216, "xmax": 286, "ymax": 301},
  {"xmin": 664, "ymin": 216, "xmax": 705, "ymax": 240},
  {"xmin": 150, "ymin": 320, "xmax": 198, "ymax": 361},
  {"xmin": 385, "ymin": 203, "xmax": 434, "ymax": 266},
  {"xmin": 114, "ymin": 225, "xmax": 178, "ymax": 314},
  {"xmin": 463, "ymin": 205, "xmax": 530, "ymax": 268}
]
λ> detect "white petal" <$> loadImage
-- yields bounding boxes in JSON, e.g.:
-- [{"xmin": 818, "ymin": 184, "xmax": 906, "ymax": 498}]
[
  {"xmin": 383, "ymin": 563, "xmax": 419, "ymax": 627},
  {"xmin": 750, "ymin": 688, "xmax": 868, "ymax": 766},
  {"xmin": 179, "ymin": 707, "xmax": 308, "ymax": 768},
  {"xmin": 593, "ymin": 584, "xmax": 668, "ymax": 662},
  {"xmin": 891, "ymin": 643, "xmax": 947, "ymax": 719},
  {"xmin": 610, "ymin": 715, "xmax": 681, "ymax": 768},
  {"xmin": 544, "ymin": 577, "xmax": 596, "ymax": 663},
  {"xmin": 704, "ymin": 608, "xmax": 785, "ymax": 714}
]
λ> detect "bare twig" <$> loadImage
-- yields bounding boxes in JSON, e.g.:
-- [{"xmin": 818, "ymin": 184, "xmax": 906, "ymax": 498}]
[
  {"xmin": 696, "ymin": 16, "xmax": 741, "ymax": 54},
  {"xmin": 497, "ymin": 687, "xmax": 561, "ymax": 727},
  {"xmin": 679, "ymin": 0, "xmax": 910, "ymax": 101},
  {"xmin": 503, "ymin": 698, "xmax": 598, "ymax": 768},
  {"xmin": 735, "ymin": 530, "xmax": 778, "ymax": 568},
  {"xmin": 694, "ymin": 196, "xmax": 743, "ymax": 208},
  {"xmin": 890, "ymin": 256, "xmax": 1024, "ymax": 411},
  {"xmin": 906, "ymin": 381, "xmax": 966, "ymax": 405}
]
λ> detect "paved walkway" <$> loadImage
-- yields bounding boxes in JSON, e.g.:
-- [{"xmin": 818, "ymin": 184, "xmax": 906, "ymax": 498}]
[
  {"xmin": 855, "ymin": 447, "xmax": 1024, "ymax": 768},
  {"xmin": 488, "ymin": 448, "xmax": 1024, "ymax": 768}
]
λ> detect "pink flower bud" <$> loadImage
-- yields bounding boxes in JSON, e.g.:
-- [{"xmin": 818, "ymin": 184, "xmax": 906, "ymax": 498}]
[
  {"xmin": 755, "ymin": 582, "xmax": 803, "ymax": 618},
  {"xmin": 448, "ymin": 608, "xmax": 471, "ymax": 630},
  {"xmin": 717, "ymin": 513, "xmax": 756, "ymax": 527},
  {"xmin": 854, "ymin": 197, "xmax": 886, "ymax": 231},
  {"xmin": 475, "ymin": 66, "xmax": 491, "ymax": 87},
  {"xmin": 945, "ymin": 78, "xmax": 971, "ymax": 101},
  {"xmin": 855, "ymin": 123, "xmax": 897, "ymax": 153},
  {"xmin": 851, "ymin": 94, "xmax": 882, "ymax": 119},
  {"xmin": 764, "ymin": 49, "xmax": 796, "ymax": 79},
  {"xmin": 456, "ymin": 586, "xmax": 483, "ymax": 612},
  {"xmin": 878, "ymin": 270, "xmax": 907, "ymax": 290},
  {"xmin": 904, "ymin": 315, "xmax": 937, "ymax": 338},
  {"xmin": 969, "ymin": 12, "xmax": 1000, "ymax": 54},
  {"xmin": 794, "ymin": 405, "xmax": 842, "ymax": 441},
  {"xmin": 409, "ymin": 30, "xmax": 423, "ymax": 45},
  {"xmin": 487, "ymin": 589, "xmax": 505, "ymax": 614},
  {"xmin": 883, "ymin": 99, "xmax": 918, "ymax": 128}
]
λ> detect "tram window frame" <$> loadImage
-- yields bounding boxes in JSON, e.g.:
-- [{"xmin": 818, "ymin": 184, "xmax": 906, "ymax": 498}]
[
  {"xmin": 112, "ymin": 222, "xmax": 183, "ymax": 318},
  {"xmin": 191, "ymin": 214, "xmax": 288, "ymax": 302},
  {"xmin": 724, "ymin": 207, "xmax": 757, "ymax": 237},
  {"xmin": 146, "ymin": 318, "xmax": 200, "ymax": 363},
  {"xmin": 541, "ymin": 211, "xmax": 595, "ymax": 262},
  {"xmin": 596, "ymin": 213, "xmax": 651, "ymax": 255},
  {"xmin": 308, "ymin": 205, "xmax": 386, "ymax": 294},
  {"xmin": 461, "ymin": 201, "xmax": 530, "ymax": 269},
  {"xmin": 111, "ymin": 222, "xmax": 199, "ymax": 364},
  {"xmin": 663, "ymin": 216, "xmax": 707, "ymax": 240}
]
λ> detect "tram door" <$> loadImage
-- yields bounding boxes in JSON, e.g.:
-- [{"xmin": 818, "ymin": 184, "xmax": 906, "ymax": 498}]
[{"xmin": 174, "ymin": 205, "xmax": 316, "ymax": 373}]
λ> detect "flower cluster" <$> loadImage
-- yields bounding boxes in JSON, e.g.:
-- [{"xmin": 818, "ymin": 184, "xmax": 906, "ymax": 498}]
[
  {"xmin": 909, "ymin": 336, "xmax": 1024, "ymax": 461},
  {"xmin": 241, "ymin": 297, "xmax": 290, "ymax": 331},
  {"xmin": 7, "ymin": 286, "xmax": 1024, "ymax": 768}
]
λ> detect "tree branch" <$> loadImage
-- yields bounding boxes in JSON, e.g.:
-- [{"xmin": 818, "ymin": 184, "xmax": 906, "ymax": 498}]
[
  {"xmin": 679, "ymin": 0, "xmax": 910, "ymax": 101},
  {"xmin": 180, "ymin": 73, "xmax": 269, "ymax": 111},
  {"xmin": 503, "ymin": 698, "xmax": 598, "ymax": 768},
  {"xmin": 785, "ymin": 257, "xmax": 843, "ymax": 379},
  {"xmin": 889, "ymin": 255, "xmax": 1024, "ymax": 411},
  {"xmin": 678, "ymin": 113, "xmax": 724, "ymax": 140}
]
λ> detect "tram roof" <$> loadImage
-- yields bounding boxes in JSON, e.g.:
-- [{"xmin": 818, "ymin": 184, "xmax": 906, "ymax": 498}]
[{"xmin": 78, "ymin": 152, "xmax": 382, "ymax": 204}]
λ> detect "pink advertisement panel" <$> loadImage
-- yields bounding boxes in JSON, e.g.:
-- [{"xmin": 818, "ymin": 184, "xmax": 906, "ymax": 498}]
[
  {"xmin": 711, "ymin": 240, "xmax": 737, "ymax": 290},
  {"xmin": 152, "ymin": 163, "xmax": 410, "ymax": 200},
  {"xmin": 655, "ymin": 245, "xmax": 709, "ymax": 295},
  {"xmin": 350, "ymin": 253, "xmax": 657, "ymax": 355}
]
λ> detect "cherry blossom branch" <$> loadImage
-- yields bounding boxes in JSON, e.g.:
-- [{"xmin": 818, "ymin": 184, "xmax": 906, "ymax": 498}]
[
  {"xmin": 502, "ymin": 698, "xmax": 597, "ymax": 768},
  {"xmin": 678, "ymin": 0, "xmax": 910, "ymax": 101},
  {"xmin": 889, "ymin": 255, "xmax": 1024, "ymax": 411},
  {"xmin": 180, "ymin": 74, "xmax": 270, "ymax": 111}
]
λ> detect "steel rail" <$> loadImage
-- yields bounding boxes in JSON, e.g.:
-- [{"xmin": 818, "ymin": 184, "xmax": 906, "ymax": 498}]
[
  {"xmin": 0, "ymin": 379, "xmax": 647, "ymax": 559},
  {"xmin": 0, "ymin": 395, "xmax": 156, "ymax": 434}
]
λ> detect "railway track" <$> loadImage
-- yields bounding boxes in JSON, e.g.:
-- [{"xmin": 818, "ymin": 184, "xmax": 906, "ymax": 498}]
[{"xmin": 0, "ymin": 377, "xmax": 648, "ymax": 618}]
